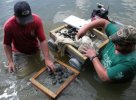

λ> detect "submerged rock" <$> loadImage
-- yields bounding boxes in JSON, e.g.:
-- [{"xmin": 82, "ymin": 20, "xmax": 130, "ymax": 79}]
[
  {"xmin": 59, "ymin": 79, "xmax": 64, "ymax": 84},
  {"xmin": 63, "ymin": 73, "xmax": 69, "ymax": 78},
  {"xmin": 52, "ymin": 80, "xmax": 57, "ymax": 85}
]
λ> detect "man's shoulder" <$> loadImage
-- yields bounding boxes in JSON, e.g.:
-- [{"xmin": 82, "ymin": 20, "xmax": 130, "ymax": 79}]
[
  {"xmin": 32, "ymin": 13, "xmax": 43, "ymax": 26},
  {"xmin": 4, "ymin": 16, "xmax": 15, "ymax": 29},
  {"xmin": 32, "ymin": 13, "xmax": 42, "ymax": 21},
  {"xmin": 105, "ymin": 23, "xmax": 121, "ymax": 36},
  {"xmin": 106, "ymin": 23, "xmax": 119, "ymax": 30}
]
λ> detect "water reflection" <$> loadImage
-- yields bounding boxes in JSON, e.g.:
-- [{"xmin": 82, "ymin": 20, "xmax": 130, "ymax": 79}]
[
  {"xmin": 109, "ymin": 0, "xmax": 136, "ymax": 26},
  {"xmin": 53, "ymin": 10, "xmax": 73, "ymax": 23},
  {"xmin": 75, "ymin": 0, "xmax": 90, "ymax": 10},
  {"xmin": 0, "ymin": 73, "xmax": 17, "ymax": 100},
  {"xmin": 121, "ymin": 0, "xmax": 136, "ymax": 24},
  {"xmin": 0, "ymin": 82, "xmax": 17, "ymax": 99}
]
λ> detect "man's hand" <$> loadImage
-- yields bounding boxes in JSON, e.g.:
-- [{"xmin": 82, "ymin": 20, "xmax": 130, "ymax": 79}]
[
  {"xmin": 8, "ymin": 62, "xmax": 15, "ymax": 73},
  {"xmin": 77, "ymin": 28, "xmax": 87, "ymax": 39},
  {"xmin": 45, "ymin": 60, "xmax": 55, "ymax": 72},
  {"xmin": 81, "ymin": 46, "xmax": 97, "ymax": 58}
]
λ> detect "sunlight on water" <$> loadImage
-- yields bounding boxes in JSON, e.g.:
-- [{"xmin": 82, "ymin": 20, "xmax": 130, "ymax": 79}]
[
  {"xmin": 5, "ymin": 0, "xmax": 14, "ymax": 3},
  {"xmin": 53, "ymin": 10, "xmax": 74, "ymax": 23},
  {"xmin": 75, "ymin": 0, "xmax": 90, "ymax": 10},
  {"xmin": 0, "ymin": 80, "xmax": 18, "ymax": 100},
  {"xmin": 121, "ymin": 0, "xmax": 136, "ymax": 8}
]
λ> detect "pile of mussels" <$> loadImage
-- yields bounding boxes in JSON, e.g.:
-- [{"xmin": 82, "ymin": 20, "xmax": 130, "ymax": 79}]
[
  {"xmin": 59, "ymin": 27, "xmax": 77, "ymax": 40},
  {"xmin": 48, "ymin": 63, "xmax": 74, "ymax": 85}
]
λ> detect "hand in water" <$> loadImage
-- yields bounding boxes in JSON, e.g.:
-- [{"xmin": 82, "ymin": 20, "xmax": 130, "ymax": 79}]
[
  {"xmin": 8, "ymin": 62, "xmax": 15, "ymax": 73},
  {"xmin": 77, "ymin": 28, "xmax": 86, "ymax": 39},
  {"xmin": 45, "ymin": 60, "xmax": 55, "ymax": 72}
]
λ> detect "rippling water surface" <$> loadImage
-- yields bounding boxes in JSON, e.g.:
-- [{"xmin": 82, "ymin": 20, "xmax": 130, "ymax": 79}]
[{"xmin": 0, "ymin": 0, "xmax": 136, "ymax": 100}]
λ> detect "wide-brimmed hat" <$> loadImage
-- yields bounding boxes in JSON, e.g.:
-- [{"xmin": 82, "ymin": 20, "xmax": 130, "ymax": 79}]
[
  {"xmin": 109, "ymin": 25, "xmax": 136, "ymax": 45},
  {"xmin": 14, "ymin": 1, "xmax": 33, "ymax": 25}
]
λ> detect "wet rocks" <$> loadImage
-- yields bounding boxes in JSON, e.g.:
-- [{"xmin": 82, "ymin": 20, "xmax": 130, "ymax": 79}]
[
  {"xmin": 47, "ymin": 63, "xmax": 74, "ymax": 85},
  {"xmin": 59, "ymin": 27, "xmax": 77, "ymax": 40},
  {"xmin": 52, "ymin": 80, "xmax": 57, "ymax": 85}
]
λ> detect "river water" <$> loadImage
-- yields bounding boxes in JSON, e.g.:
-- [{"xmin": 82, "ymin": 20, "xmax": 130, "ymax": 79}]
[{"xmin": 0, "ymin": 0, "xmax": 136, "ymax": 100}]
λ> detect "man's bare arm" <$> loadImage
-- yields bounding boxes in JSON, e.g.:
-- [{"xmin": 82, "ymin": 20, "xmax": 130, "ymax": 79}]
[
  {"xmin": 3, "ymin": 44, "xmax": 15, "ymax": 72},
  {"xmin": 40, "ymin": 40, "xmax": 55, "ymax": 71},
  {"xmin": 77, "ymin": 18, "xmax": 109, "ymax": 39},
  {"xmin": 92, "ymin": 57, "xmax": 110, "ymax": 81}
]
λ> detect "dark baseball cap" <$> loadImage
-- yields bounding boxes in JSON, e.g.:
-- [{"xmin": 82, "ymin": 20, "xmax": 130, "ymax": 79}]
[{"xmin": 14, "ymin": 1, "xmax": 33, "ymax": 24}]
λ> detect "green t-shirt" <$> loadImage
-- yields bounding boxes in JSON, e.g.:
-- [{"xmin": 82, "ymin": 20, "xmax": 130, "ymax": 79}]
[{"xmin": 100, "ymin": 23, "xmax": 136, "ymax": 81}]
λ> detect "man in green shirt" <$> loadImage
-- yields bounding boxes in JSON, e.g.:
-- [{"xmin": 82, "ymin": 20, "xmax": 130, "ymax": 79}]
[{"xmin": 77, "ymin": 18, "xmax": 136, "ymax": 82}]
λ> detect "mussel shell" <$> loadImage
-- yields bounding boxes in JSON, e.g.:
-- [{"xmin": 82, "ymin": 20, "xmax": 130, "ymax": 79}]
[
  {"xmin": 54, "ymin": 63, "xmax": 63, "ymax": 72},
  {"xmin": 63, "ymin": 73, "xmax": 69, "ymax": 78},
  {"xmin": 55, "ymin": 75, "xmax": 62, "ymax": 80},
  {"xmin": 50, "ymin": 75, "xmax": 55, "ymax": 79},
  {"xmin": 58, "ymin": 79, "xmax": 64, "ymax": 84},
  {"xmin": 67, "ymin": 69, "xmax": 74, "ymax": 75},
  {"xmin": 54, "ymin": 63, "xmax": 61, "ymax": 67},
  {"xmin": 56, "ymin": 71, "xmax": 64, "ymax": 76},
  {"xmin": 63, "ymin": 68, "xmax": 68, "ymax": 73},
  {"xmin": 52, "ymin": 80, "xmax": 57, "ymax": 85}
]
